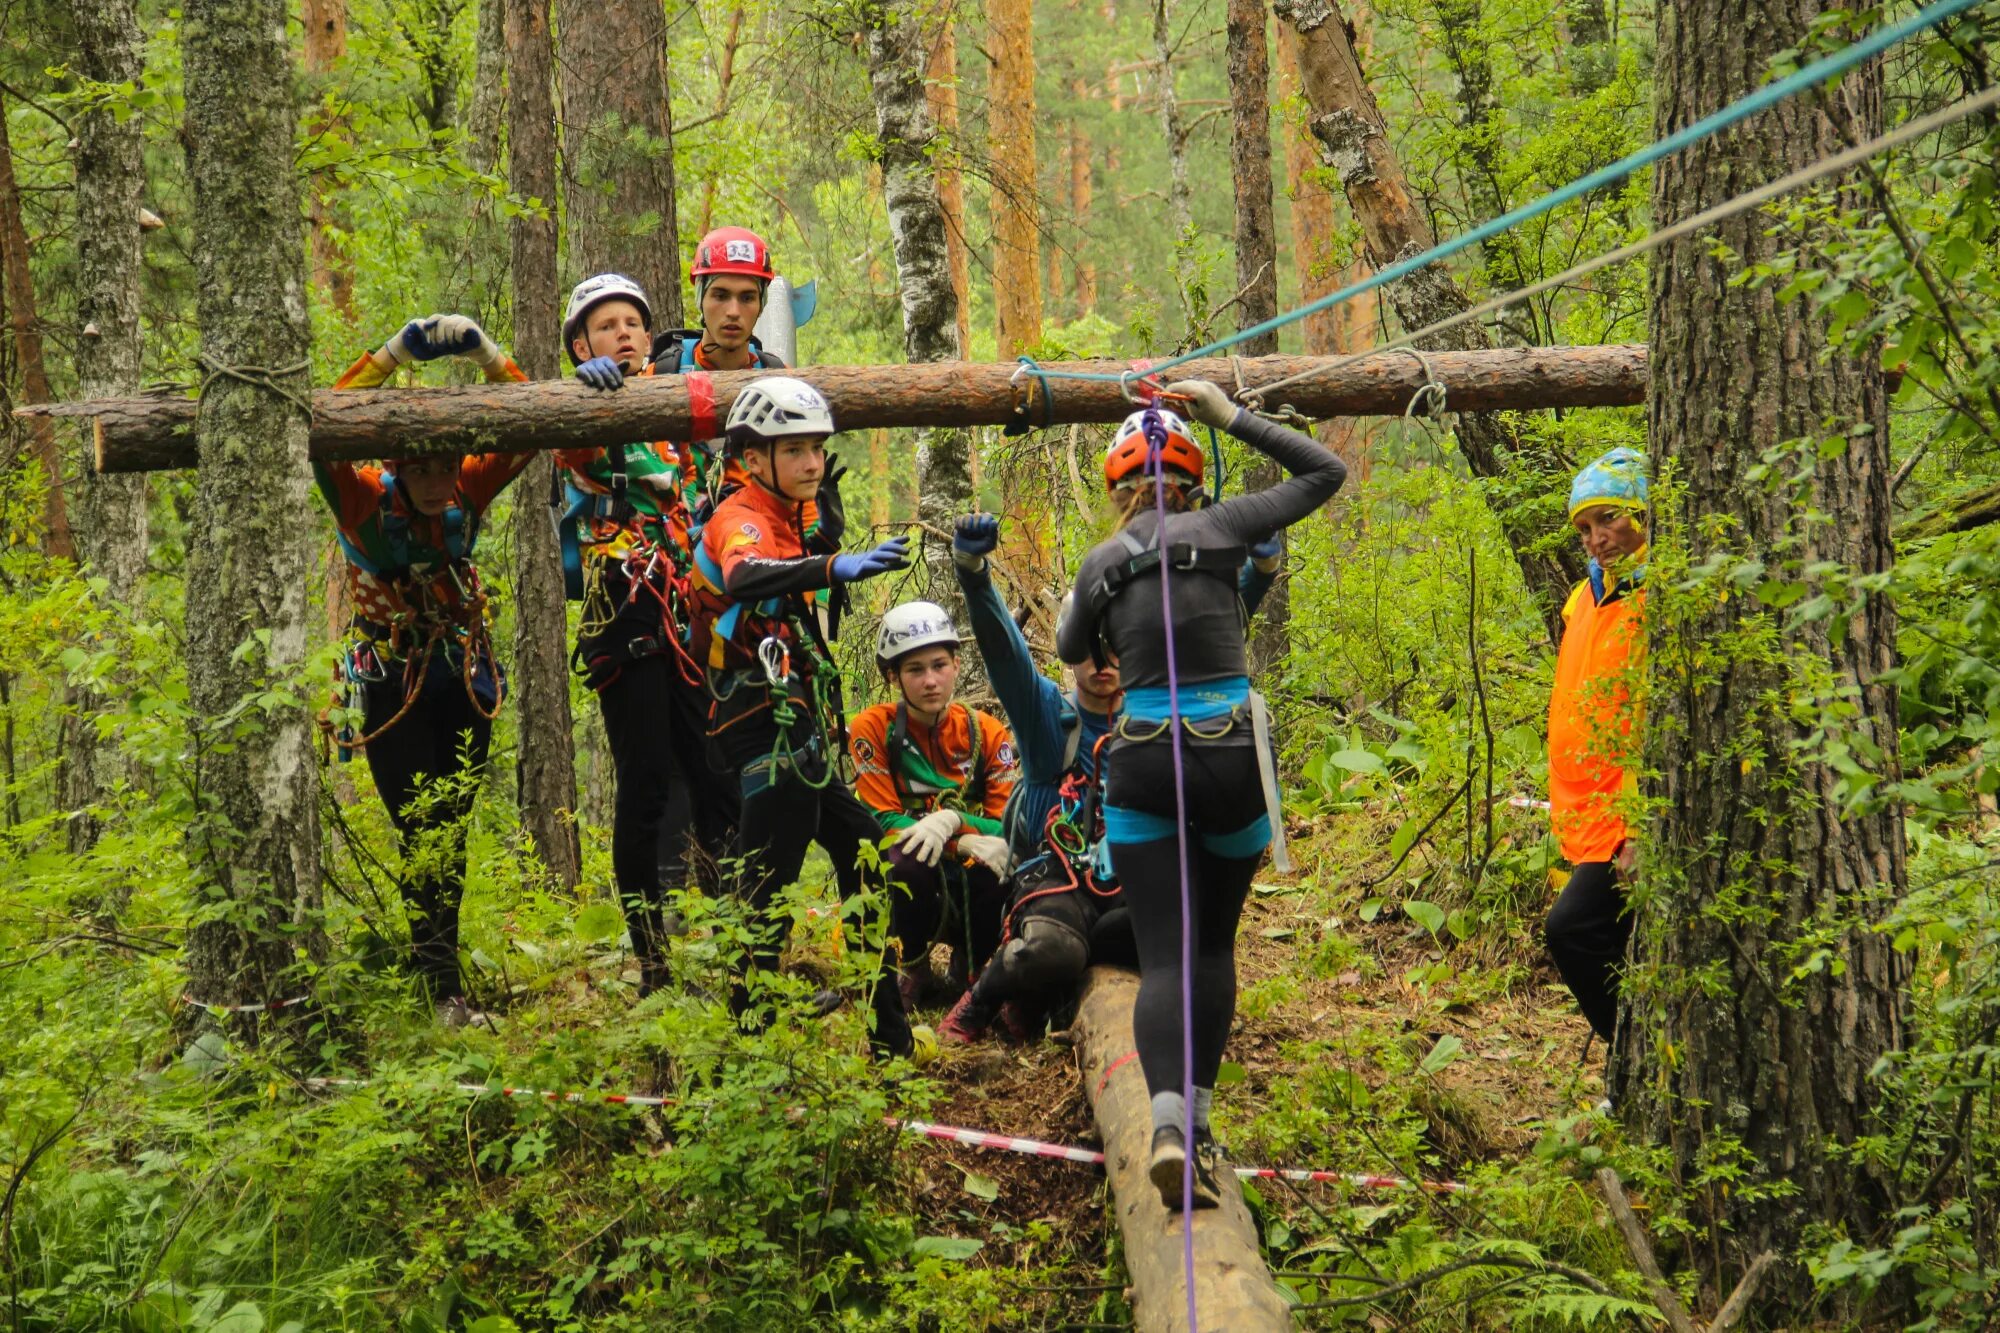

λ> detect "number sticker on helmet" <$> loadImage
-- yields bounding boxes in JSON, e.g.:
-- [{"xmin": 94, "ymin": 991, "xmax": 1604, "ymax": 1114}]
[{"xmin": 724, "ymin": 239, "xmax": 758, "ymax": 264}]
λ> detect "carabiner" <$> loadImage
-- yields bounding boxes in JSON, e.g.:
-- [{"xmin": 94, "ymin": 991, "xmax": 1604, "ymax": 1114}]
[{"xmin": 757, "ymin": 635, "xmax": 790, "ymax": 688}]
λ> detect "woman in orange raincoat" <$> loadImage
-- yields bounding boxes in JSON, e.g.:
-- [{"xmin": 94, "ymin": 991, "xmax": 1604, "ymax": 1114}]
[{"xmin": 1545, "ymin": 446, "xmax": 1647, "ymax": 1050}]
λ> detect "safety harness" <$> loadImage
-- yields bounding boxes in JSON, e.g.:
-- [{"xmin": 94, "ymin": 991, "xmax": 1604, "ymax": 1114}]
[
  {"xmin": 884, "ymin": 701, "xmax": 994, "ymax": 821},
  {"xmin": 1082, "ymin": 528, "xmax": 1247, "ymax": 669}
]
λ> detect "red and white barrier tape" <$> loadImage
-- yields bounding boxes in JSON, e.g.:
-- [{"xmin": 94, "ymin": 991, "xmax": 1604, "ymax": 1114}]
[
  {"xmin": 1507, "ymin": 796, "xmax": 1551, "ymax": 812},
  {"xmin": 182, "ymin": 992, "xmax": 314, "ymax": 1014},
  {"xmin": 300, "ymin": 1074, "xmax": 1464, "ymax": 1191}
]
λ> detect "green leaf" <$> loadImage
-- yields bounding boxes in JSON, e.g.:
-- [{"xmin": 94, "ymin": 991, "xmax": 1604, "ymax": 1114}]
[
  {"xmin": 1215, "ymin": 1061, "xmax": 1248, "ymax": 1087},
  {"xmin": 574, "ymin": 902, "xmax": 623, "ymax": 944},
  {"xmin": 911, "ymin": 1235, "xmax": 985, "ymax": 1261},
  {"xmin": 1328, "ymin": 748, "xmax": 1383, "ymax": 774},
  {"xmin": 1404, "ymin": 900, "xmax": 1446, "ymax": 935},
  {"xmin": 1388, "ymin": 817, "xmax": 1420, "ymax": 864},
  {"xmin": 960, "ymin": 1170, "xmax": 1000, "ymax": 1202},
  {"xmin": 1419, "ymin": 1034, "xmax": 1464, "ymax": 1076},
  {"xmin": 466, "ymin": 1320, "xmax": 520, "ymax": 1333},
  {"xmin": 206, "ymin": 1304, "xmax": 265, "ymax": 1333}
]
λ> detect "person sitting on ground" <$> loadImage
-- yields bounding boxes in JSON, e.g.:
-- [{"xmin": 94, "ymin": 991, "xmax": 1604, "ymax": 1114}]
[
  {"xmin": 317, "ymin": 314, "xmax": 532, "ymax": 1027},
  {"xmin": 936, "ymin": 513, "xmax": 1281, "ymax": 1046},
  {"xmin": 554, "ymin": 271, "xmax": 744, "ymax": 997},
  {"xmin": 848, "ymin": 602, "xmax": 1018, "ymax": 1011},
  {"xmin": 1543, "ymin": 446, "xmax": 1648, "ymax": 1076},
  {"xmin": 1057, "ymin": 380, "xmax": 1348, "ymax": 1211},
  {"xmin": 683, "ymin": 376, "xmax": 915, "ymax": 1055}
]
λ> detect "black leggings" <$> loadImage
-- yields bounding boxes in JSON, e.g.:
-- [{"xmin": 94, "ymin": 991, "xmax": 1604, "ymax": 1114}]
[
  {"xmin": 595, "ymin": 654, "xmax": 738, "ymax": 975},
  {"xmin": 1544, "ymin": 860, "xmax": 1629, "ymax": 1044},
  {"xmin": 715, "ymin": 704, "xmax": 907, "ymax": 1050},
  {"xmin": 361, "ymin": 678, "xmax": 492, "ymax": 1000},
  {"xmin": 1104, "ymin": 739, "xmax": 1267, "ymax": 1100},
  {"xmin": 883, "ymin": 844, "xmax": 1008, "ymax": 980}
]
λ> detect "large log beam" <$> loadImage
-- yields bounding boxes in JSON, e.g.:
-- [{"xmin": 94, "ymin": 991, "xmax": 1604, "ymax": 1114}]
[
  {"xmin": 1072, "ymin": 967, "xmax": 1292, "ymax": 1332},
  {"xmin": 31, "ymin": 345, "xmax": 1648, "ymax": 474}
]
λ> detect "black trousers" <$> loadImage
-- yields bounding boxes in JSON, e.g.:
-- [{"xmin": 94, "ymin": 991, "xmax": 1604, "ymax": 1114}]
[
  {"xmin": 965, "ymin": 860, "xmax": 1129, "ymax": 1029},
  {"xmin": 593, "ymin": 653, "xmax": 739, "ymax": 978},
  {"xmin": 882, "ymin": 843, "xmax": 1008, "ymax": 980},
  {"xmin": 715, "ymin": 702, "xmax": 909, "ymax": 1052},
  {"xmin": 1544, "ymin": 860, "xmax": 1629, "ymax": 1044},
  {"xmin": 361, "ymin": 677, "xmax": 492, "ymax": 1001},
  {"xmin": 1104, "ymin": 739, "xmax": 1266, "ymax": 1100}
]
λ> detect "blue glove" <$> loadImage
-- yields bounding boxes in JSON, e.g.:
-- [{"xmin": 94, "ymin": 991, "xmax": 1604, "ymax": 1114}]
[
  {"xmin": 954, "ymin": 513, "xmax": 1001, "ymax": 558},
  {"xmin": 389, "ymin": 314, "xmax": 493, "ymax": 365},
  {"xmin": 831, "ymin": 536, "xmax": 911, "ymax": 583},
  {"xmin": 1249, "ymin": 535, "xmax": 1281, "ymax": 562},
  {"xmin": 575, "ymin": 356, "xmax": 625, "ymax": 391}
]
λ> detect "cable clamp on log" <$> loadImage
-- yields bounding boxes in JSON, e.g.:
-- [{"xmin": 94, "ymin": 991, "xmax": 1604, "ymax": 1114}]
[
  {"xmin": 196, "ymin": 354, "xmax": 315, "ymax": 421},
  {"xmin": 1004, "ymin": 357, "xmax": 1058, "ymax": 437}
]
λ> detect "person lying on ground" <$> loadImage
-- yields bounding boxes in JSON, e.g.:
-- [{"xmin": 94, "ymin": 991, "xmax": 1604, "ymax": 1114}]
[{"xmin": 318, "ymin": 314, "xmax": 531, "ymax": 1028}]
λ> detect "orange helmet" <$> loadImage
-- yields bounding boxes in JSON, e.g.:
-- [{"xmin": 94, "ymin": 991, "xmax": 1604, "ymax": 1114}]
[
  {"xmin": 1102, "ymin": 407, "xmax": 1205, "ymax": 492},
  {"xmin": 691, "ymin": 226, "xmax": 775, "ymax": 284}
]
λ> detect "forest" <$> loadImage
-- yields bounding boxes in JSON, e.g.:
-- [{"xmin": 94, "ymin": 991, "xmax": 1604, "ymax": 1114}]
[{"xmin": 1, "ymin": 0, "xmax": 1998, "ymax": 1325}]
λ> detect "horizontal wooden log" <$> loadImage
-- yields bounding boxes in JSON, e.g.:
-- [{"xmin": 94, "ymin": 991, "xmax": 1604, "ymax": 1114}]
[
  {"xmin": 26, "ymin": 344, "xmax": 1650, "ymax": 474},
  {"xmin": 1072, "ymin": 967, "xmax": 1292, "ymax": 1332}
]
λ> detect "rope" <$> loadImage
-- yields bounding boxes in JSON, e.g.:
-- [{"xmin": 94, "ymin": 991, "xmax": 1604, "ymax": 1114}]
[
  {"xmin": 196, "ymin": 354, "xmax": 314, "ymax": 419},
  {"xmin": 1008, "ymin": 0, "xmax": 1981, "ymax": 391},
  {"xmin": 1243, "ymin": 80, "xmax": 2000, "ymax": 408}
]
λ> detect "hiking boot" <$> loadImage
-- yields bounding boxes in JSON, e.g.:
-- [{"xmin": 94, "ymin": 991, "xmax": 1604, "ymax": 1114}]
[
  {"xmin": 435, "ymin": 996, "xmax": 496, "ymax": 1031},
  {"xmin": 809, "ymin": 988, "xmax": 846, "ymax": 1018},
  {"xmin": 995, "ymin": 1001, "xmax": 1035, "ymax": 1045},
  {"xmin": 1190, "ymin": 1131, "xmax": 1227, "ymax": 1209},
  {"xmin": 1149, "ymin": 1125, "xmax": 1222, "ymax": 1212},
  {"xmin": 937, "ymin": 991, "xmax": 993, "ymax": 1045}
]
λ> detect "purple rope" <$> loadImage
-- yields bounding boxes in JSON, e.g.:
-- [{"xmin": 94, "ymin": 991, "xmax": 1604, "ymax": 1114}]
[{"xmin": 1142, "ymin": 410, "xmax": 1199, "ymax": 1330}]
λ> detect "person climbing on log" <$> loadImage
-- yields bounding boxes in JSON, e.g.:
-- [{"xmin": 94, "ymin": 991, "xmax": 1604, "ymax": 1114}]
[
  {"xmin": 317, "ymin": 314, "xmax": 533, "ymax": 1027},
  {"xmin": 935, "ymin": 514, "xmax": 1281, "ymax": 1047},
  {"xmin": 553, "ymin": 271, "xmax": 741, "ymax": 997},
  {"xmin": 848, "ymin": 601, "xmax": 1019, "ymax": 1014},
  {"xmin": 1057, "ymin": 381, "xmax": 1347, "ymax": 1210},
  {"xmin": 1543, "ymin": 447, "xmax": 1648, "ymax": 1091},
  {"xmin": 684, "ymin": 376, "xmax": 916, "ymax": 1056}
]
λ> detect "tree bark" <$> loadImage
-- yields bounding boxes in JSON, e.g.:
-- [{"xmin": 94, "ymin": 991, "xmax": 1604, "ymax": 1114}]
[
  {"xmin": 1069, "ymin": 76, "xmax": 1097, "ymax": 314},
  {"xmin": 0, "ymin": 91, "xmax": 73, "ymax": 560},
  {"xmin": 989, "ymin": 0, "xmax": 1041, "ymax": 359},
  {"xmin": 1270, "ymin": 0, "xmax": 1585, "ymax": 635},
  {"xmin": 179, "ymin": 0, "xmax": 323, "ymax": 1013},
  {"xmin": 925, "ymin": 11, "xmax": 973, "ymax": 358},
  {"xmin": 507, "ymin": 0, "xmax": 583, "ymax": 890},
  {"xmin": 1620, "ymin": 1, "xmax": 1905, "ymax": 1313},
  {"xmin": 465, "ymin": 0, "xmax": 508, "ymax": 174},
  {"xmin": 556, "ymin": 0, "xmax": 683, "ymax": 325},
  {"xmin": 1226, "ymin": 0, "xmax": 1287, "ymax": 675},
  {"xmin": 73, "ymin": 345, "xmax": 1652, "ymax": 471},
  {"xmin": 694, "ymin": 0, "xmax": 746, "ymax": 238},
  {"xmin": 1152, "ymin": 0, "xmax": 1193, "ymax": 259},
  {"xmin": 65, "ymin": 0, "xmax": 155, "ymax": 854},
  {"xmin": 1072, "ymin": 969, "xmax": 1293, "ymax": 1331},
  {"xmin": 302, "ymin": 0, "xmax": 357, "ymax": 321},
  {"xmin": 866, "ymin": 0, "xmax": 977, "ymax": 660}
]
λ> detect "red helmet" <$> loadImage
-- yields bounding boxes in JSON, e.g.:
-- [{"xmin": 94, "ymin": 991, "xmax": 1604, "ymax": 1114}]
[
  {"xmin": 1103, "ymin": 407, "xmax": 1205, "ymax": 491},
  {"xmin": 691, "ymin": 226, "xmax": 775, "ymax": 283}
]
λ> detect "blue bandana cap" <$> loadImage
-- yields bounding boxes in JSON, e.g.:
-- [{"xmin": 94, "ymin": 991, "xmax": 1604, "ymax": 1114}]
[{"xmin": 1568, "ymin": 446, "xmax": 1649, "ymax": 519}]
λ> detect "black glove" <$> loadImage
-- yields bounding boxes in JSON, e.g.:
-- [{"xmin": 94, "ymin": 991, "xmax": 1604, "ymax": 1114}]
[{"xmin": 816, "ymin": 452, "xmax": 849, "ymax": 549}]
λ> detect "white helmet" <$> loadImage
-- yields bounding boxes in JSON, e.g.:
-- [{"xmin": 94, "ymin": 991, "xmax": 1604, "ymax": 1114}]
[
  {"xmin": 876, "ymin": 600, "xmax": 960, "ymax": 668},
  {"xmin": 562, "ymin": 273, "xmax": 653, "ymax": 364},
  {"xmin": 726, "ymin": 375, "xmax": 835, "ymax": 447}
]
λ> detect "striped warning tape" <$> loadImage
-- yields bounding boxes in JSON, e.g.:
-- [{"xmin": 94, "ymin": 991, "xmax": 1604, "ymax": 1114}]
[{"xmin": 299, "ymin": 1074, "xmax": 1465, "ymax": 1191}]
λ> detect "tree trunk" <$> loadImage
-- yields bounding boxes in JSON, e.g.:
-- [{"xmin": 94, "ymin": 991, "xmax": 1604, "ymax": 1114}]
[
  {"xmin": 1152, "ymin": 0, "xmax": 1193, "ymax": 260},
  {"xmin": 179, "ymin": 0, "xmax": 322, "ymax": 1013},
  {"xmin": 507, "ymin": 0, "xmax": 583, "ymax": 890},
  {"xmin": 925, "ymin": 12, "xmax": 973, "ymax": 359},
  {"xmin": 302, "ymin": 0, "xmax": 357, "ymax": 322},
  {"xmin": 75, "ymin": 345, "xmax": 1651, "ymax": 471},
  {"xmin": 556, "ymin": 0, "xmax": 683, "ymax": 325},
  {"xmin": 1226, "ymin": 0, "xmax": 1288, "ymax": 676},
  {"xmin": 1069, "ymin": 76, "xmax": 1097, "ymax": 314},
  {"xmin": 694, "ymin": 0, "xmax": 746, "ymax": 238},
  {"xmin": 466, "ymin": 0, "xmax": 508, "ymax": 174},
  {"xmin": 866, "ymin": 1, "xmax": 977, "ymax": 661},
  {"xmin": 1271, "ymin": 0, "xmax": 1583, "ymax": 636},
  {"xmin": 989, "ymin": 0, "xmax": 1041, "ymax": 359},
  {"xmin": 1620, "ymin": 3, "xmax": 1905, "ymax": 1315},
  {"xmin": 0, "ymin": 92, "xmax": 73, "ymax": 561},
  {"xmin": 65, "ymin": 0, "xmax": 155, "ymax": 854},
  {"xmin": 1566, "ymin": 0, "xmax": 1615, "ymax": 94},
  {"xmin": 1431, "ymin": 0, "xmax": 1530, "ymax": 332}
]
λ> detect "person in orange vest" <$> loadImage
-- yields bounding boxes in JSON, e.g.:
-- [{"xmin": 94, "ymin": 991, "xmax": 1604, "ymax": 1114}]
[
  {"xmin": 1545, "ymin": 446, "xmax": 1648, "ymax": 1056},
  {"xmin": 684, "ymin": 376, "xmax": 915, "ymax": 1053},
  {"xmin": 848, "ymin": 602, "xmax": 1018, "ymax": 1009},
  {"xmin": 317, "ymin": 314, "xmax": 532, "ymax": 1026}
]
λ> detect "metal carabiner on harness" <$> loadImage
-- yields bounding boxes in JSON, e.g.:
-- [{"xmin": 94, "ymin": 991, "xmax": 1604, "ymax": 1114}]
[{"xmin": 757, "ymin": 635, "xmax": 790, "ymax": 688}]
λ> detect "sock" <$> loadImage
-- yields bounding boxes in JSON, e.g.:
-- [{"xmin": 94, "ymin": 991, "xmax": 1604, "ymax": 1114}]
[
  {"xmin": 1150, "ymin": 1090, "xmax": 1187, "ymax": 1135},
  {"xmin": 1192, "ymin": 1087, "xmax": 1214, "ymax": 1134}
]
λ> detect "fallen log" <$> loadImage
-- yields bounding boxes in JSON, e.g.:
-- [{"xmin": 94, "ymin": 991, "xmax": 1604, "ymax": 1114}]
[
  {"xmin": 29, "ymin": 344, "xmax": 1649, "ymax": 474},
  {"xmin": 1071, "ymin": 967, "xmax": 1293, "ymax": 1332}
]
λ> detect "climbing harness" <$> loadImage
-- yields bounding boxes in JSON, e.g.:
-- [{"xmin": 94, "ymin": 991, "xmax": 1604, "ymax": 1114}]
[
  {"xmin": 1249, "ymin": 691, "xmax": 1292, "ymax": 875},
  {"xmin": 321, "ymin": 558, "xmax": 504, "ymax": 753}
]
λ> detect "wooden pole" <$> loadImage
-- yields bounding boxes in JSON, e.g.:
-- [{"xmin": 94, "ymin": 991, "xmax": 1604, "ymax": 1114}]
[
  {"xmin": 1071, "ymin": 968, "xmax": 1291, "ymax": 1332},
  {"xmin": 52, "ymin": 344, "xmax": 1649, "ymax": 474}
]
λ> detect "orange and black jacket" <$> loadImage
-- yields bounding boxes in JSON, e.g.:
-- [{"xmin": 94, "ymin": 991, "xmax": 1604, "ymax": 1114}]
[
  {"xmin": 687, "ymin": 476, "xmax": 835, "ymax": 675},
  {"xmin": 848, "ymin": 700, "xmax": 1018, "ymax": 837}
]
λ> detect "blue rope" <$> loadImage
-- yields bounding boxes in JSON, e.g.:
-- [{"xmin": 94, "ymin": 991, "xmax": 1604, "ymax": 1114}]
[
  {"xmin": 1016, "ymin": 0, "xmax": 1979, "ymax": 388},
  {"xmin": 1203, "ymin": 423, "xmax": 1225, "ymax": 500}
]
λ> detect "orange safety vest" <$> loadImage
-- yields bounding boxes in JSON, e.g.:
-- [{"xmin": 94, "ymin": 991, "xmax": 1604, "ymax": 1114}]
[{"xmin": 1548, "ymin": 577, "xmax": 1644, "ymax": 864}]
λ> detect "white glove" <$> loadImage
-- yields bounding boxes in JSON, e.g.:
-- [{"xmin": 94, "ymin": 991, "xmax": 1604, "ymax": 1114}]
[
  {"xmin": 1164, "ymin": 379, "xmax": 1238, "ymax": 430},
  {"xmin": 384, "ymin": 313, "xmax": 503, "ymax": 368},
  {"xmin": 894, "ymin": 809, "xmax": 962, "ymax": 867},
  {"xmin": 957, "ymin": 833, "xmax": 1013, "ymax": 879}
]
